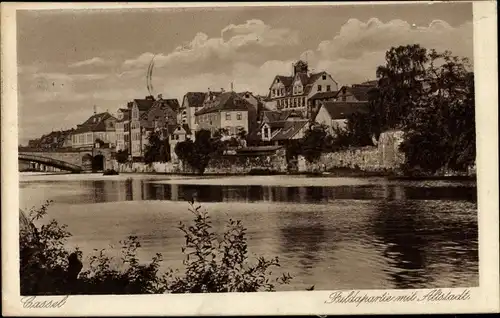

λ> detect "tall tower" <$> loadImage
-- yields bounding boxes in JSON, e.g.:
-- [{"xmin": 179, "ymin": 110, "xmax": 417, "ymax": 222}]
[{"xmin": 293, "ymin": 60, "xmax": 309, "ymax": 76}]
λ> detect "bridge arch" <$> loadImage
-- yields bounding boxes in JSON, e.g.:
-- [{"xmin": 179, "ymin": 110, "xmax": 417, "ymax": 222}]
[
  {"xmin": 92, "ymin": 154, "xmax": 105, "ymax": 171},
  {"xmin": 19, "ymin": 154, "xmax": 83, "ymax": 173}
]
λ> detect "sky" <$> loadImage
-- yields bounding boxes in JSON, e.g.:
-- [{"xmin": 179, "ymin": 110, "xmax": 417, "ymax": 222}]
[{"xmin": 17, "ymin": 3, "xmax": 473, "ymax": 144}]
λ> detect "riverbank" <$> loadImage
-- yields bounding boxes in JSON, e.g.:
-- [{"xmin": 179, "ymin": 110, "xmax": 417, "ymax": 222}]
[{"xmin": 105, "ymin": 168, "xmax": 475, "ymax": 181}]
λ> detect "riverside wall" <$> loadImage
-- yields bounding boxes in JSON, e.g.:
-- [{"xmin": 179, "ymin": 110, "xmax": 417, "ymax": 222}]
[
  {"xmin": 297, "ymin": 130, "xmax": 406, "ymax": 173},
  {"xmin": 110, "ymin": 148, "xmax": 288, "ymax": 174}
]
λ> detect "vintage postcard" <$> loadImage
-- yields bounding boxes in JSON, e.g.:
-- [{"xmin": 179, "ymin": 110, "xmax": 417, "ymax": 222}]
[{"xmin": 1, "ymin": 1, "xmax": 498, "ymax": 316}]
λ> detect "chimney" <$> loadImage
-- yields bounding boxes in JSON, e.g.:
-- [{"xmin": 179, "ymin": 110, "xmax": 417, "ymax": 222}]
[
  {"xmin": 157, "ymin": 94, "xmax": 163, "ymax": 100},
  {"xmin": 93, "ymin": 105, "xmax": 97, "ymax": 115},
  {"xmin": 221, "ymin": 88, "xmax": 225, "ymax": 93},
  {"xmin": 231, "ymin": 82, "xmax": 234, "ymax": 92}
]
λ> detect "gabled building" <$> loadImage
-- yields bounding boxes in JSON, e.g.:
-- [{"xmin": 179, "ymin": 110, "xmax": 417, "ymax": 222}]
[
  {"xmin": 248, "ymin": 109, "xmax": 310, "ymax": 146},
  {"xmin": 336, "ymin": 81, "xmax": 377, "ymax": 102},
  {"xmin": 140, "ymin": 97, "xmax": 180, "ymax": 155},
  {"xmin": 179, "ymin": 92, "xmax": 208, "ymax": 129},
  {"xmin": 313, "ymin": 101, "xmax": 369, "ymax": 135},
  {"xmin": 130, "ymin": 95, "xmax": 156, "ymax": 158},
  {"xmin": 28, "ymin": 129, "xmax": 74, "ymax": 149},
  {"xmin": 115, "ymin": 107, "xmax": 131, "ymax": 152},
  {"xmin": 267, "ymin": 60, "xmax": 339, "ymax": 119},
  {"xmin": 194, "ymin": 91, "xmax": 257, "ymax": 136},
  {"xmin": 71, "ymin": 112, "xmax": 117, "ymax": 148},
  {"xmin": 168, "ymin": 124, "xmax": 193, "ymax": 163},
  {"xmin": 308, "ymin": 91, "xmax": 339, "ymax": 112}
]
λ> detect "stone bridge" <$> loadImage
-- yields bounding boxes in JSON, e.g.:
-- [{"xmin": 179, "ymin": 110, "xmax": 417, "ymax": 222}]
[{"xmin": 18, "ymin": 147, "xmax": 114, "ymax": 172}]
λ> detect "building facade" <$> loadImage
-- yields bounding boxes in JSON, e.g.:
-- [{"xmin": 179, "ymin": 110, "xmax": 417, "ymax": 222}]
[
  {"xmin": 115, "ymin": 107, "xmax": 130, "ymax": 152},
  {"xmin": 168, "ymin": 124, "xmax": 192, "ymax": 163},
  {"xmin": 139, "ymin": 98, "xmax": 180, "ymax": 155},
  {"xmin": 313, "ymin": 101, "xmax": 369, "ymax": 135},
  {"xmin": 129, "ymin": 96, "xmax": 156, "ymax": 158},
  {"xmin": 194, "ymin": 91, "xmax": 257, "ymax": 136},
  {"xmin": 71, "ymin": 112, "xmax": 117, "ymax": 149},
  {"xmin": 267, "ymin": 60, "xmax": 339, "ymax": 119}
]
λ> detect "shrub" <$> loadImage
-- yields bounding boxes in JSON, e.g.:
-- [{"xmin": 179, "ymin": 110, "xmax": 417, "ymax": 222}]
[
  {"xmin": 166, "ymin": 200, "xmax": 292, "ymax": 293},
  {"xmin": 20, "ymin": 200, "xmax": 292, "ymax": 295}
]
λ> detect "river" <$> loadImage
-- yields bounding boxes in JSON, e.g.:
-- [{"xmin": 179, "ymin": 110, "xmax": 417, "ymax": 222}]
[{"xmin": 19, "ymin": 172, "xmax": 478, "ymax": 291}]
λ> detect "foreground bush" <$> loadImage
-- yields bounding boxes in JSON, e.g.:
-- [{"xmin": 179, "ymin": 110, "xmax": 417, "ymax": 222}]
[{"xmin": 20, "ymin": 200, "xmax": 292, "ymax": 295}]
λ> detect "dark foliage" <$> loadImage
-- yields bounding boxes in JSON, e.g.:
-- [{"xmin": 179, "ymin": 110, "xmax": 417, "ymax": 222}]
[
  {"xmin": 174, "ymin": 129, "xmax": 226, "ymax": 175},
  {"xmin": 350, "ymin": 44, "xmax": 476, "ymax": 174},
  {"xmin": 20, "ymin": 201, "xmax": 293, "ymax": 295},
  {"xmin": 115, "ymin": 149, "xmax": 129, "ymax": 164},
  {"xmin": 144, "ymin": 131, "xmax": 169, "ymax": 165}
]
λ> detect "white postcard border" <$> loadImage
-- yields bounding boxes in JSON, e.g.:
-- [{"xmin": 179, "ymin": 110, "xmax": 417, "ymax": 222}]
[{"xmin": 1, "ymin": 1, "xmax": 498, "ymax": 316}]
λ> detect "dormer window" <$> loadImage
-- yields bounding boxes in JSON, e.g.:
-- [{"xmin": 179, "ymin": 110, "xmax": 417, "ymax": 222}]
[
  {"xmin": 322, "ymin": 74, "xmax": 327, "ymax": 80},
  {"xmin": 276, "ymin": 78, "xmax": 280, "ymax": 83}
]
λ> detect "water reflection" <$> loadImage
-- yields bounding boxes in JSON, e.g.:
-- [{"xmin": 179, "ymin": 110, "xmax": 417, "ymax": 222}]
[
  {"xmin": 370, "ymin": 200, "xmax": 478, "ymax": 289},
  {"xmin": 33, "ymin": 179, "xmax": 478, "ymax": 205},
  {"xmin": 20, "ymin": 175, "xmax": 478, "ymax": 290},
  {"xmin": 277, "ymin": 210, "xmax": 329, "ymax": 277}
]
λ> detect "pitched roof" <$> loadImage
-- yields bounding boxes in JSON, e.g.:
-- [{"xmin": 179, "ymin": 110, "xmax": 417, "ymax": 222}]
[
  {"xmin": 194, "ymin": 91, "xmax": 253, "ymax": 116},
  {"xmin": 248, "ymin": 119, "xmax": 309, "ymax": 141},
  {"xmin": 317, "ymin": 101, "xmax": 369, "ymax": 120},
  {"xmin": 340, "ymin": 84, "xmax": 376, "ymax": 102},
  {"xmin": 117, "ymin": 109, "xmax": 130, "ymax": 122},
  {"xmin": 262, "ymin": 110, "xmax": 304, "ymax": 122},
  {"xmin": 184, "ymin": 92, "xmax": 207, "ymax": 107},
  {"xmin": 74, "ymin": 112, "xmax": 116, "ymax": 134},
  {"xmin": 309, "ymin": 91, "xmax": 339, "ymax": 100},
  {"xmin": 133, "ymin": 98, "xmax": 155, "ymax": 112},
  {"xmin": 170, "ymin": 124, "xmax": 192, "ymax": 135},
  {"xmin": 307, "ymin": 72, "xmax": 327, "ymax": 84},
  {"xmin": 275, "ymin": 75, "xmax": 293, "ymax": 87},
  {"xmin": 159, "ymin": 98, "xmax": 180, "ymax": 111},
  {"xmin": 271, "ymin": 120, "xmax": 309, "ymax": 141}
]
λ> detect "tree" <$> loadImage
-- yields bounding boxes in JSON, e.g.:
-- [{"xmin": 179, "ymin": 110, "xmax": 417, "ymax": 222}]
[
  {"xmin": 144, "ymin": 131, "xmax": 167, "ymax": 165},
  {"xmin": 366, "ymin": 45, "xmax": 475, "ymax": 174},
  {"xmin": 175, "ymin": 129, "xmax": 225, "ymax": 175},
  {"xmin": 115, "ymin": 149, "xmax": 129, "ymax": 164},
  {"xmin": 335, "ymin": 111, "xmax": 375, "ymax": 148},
  {"xmin": 373, "ymin": 44, "xmax": 429, "ymax": 131},
  {"xmin": 300, "ymin": 124, "xmax": 328, "ymax": 163}
]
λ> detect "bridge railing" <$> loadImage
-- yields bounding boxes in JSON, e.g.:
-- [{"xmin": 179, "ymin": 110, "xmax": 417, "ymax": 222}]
[{"xmin": 19, "ymin": 153, "xmax": 83, "ymax": 172}]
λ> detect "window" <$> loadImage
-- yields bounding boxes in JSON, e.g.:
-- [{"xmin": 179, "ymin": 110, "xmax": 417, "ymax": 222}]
[
  {"xmin": 281, "ymin": 88, "xmax": 285, "ymax": 95},
  {"xmin": 302, "ymin": 97, "xmax": 306, "ymax": 106},
  {"xmin": 276, "ymin": 78, "xmax": 280, "ymax": 83},
  {"xmin": 272, "ymin": 89, "xmax": 276, "ymax": 96},
  {"xmin": 318, "ymin": 85, "xmax": 322, "ymax": 92},
  {"xmin": 226, "ymin": 113, "xmax": 231, "ymax": 120},
  {"xmin": 285, "ymin": 99, "xmax": 289, "ymax": 108},
  {"xmin": 263, "ymin": 126, "xmax": 270, "ymax": 139},
  {"xmin": 342, "ymin": 95, "xmax": 346, "ymax": 102},
  {"xmin": 322, "ymin": 74, "xmax": 327, "ymax": 80},
  {"xmin": 327, "ymin": 85, "xmax": 331, "ymax": 92},
  {"xmin": 237, "ymin": 112, "xmax": 242, "ymax": 120}
]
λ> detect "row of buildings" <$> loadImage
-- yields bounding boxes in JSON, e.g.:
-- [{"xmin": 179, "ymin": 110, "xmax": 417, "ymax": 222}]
[{"xmin": 27, "ymin": 60, "xmax": 376, "ymax": 162}]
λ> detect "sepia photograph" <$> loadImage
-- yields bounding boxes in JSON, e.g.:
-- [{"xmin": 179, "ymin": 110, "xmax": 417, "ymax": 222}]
[{"xmin": 2, "ymin": 1, "xmax": 498, "ymax": 316}]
